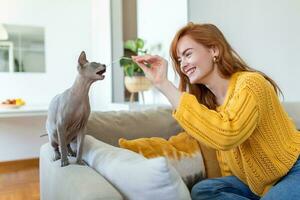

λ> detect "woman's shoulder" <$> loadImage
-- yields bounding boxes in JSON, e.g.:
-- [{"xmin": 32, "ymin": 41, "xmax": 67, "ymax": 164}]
[
  {"xmin": 235, "ymin": 71, "xmax": 269, "ymax": 86},
  {"xmin": 234, "ymin": 71, "xmax": 273, "ymax": 95},
  {"xmin": 235, "ymin": 71, "xmax": 265, "ymax": 81}
]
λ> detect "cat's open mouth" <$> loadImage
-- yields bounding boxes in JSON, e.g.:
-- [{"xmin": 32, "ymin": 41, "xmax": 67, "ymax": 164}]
[{"xmin": 96, "ymin": 69, "xmax": 106, "ymax": 76}]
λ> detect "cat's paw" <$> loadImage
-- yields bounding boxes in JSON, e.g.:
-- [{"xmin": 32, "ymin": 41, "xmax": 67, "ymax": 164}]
[
  {"xmin": 52, "ymin": 152, "xmax": 61, "ymax": 161},
  {"xmin": 61, "ymin": 159, "xmax": 70, "ymax": 167},
  {"xmin": 76, "ymin": 159, "xmax": 85, "ymax": 165}
]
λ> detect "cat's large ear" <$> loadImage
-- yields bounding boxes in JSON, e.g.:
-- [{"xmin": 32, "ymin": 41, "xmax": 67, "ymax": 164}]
[{"xmin": 78, "ymin": 51, "xmax": 88, "ymax": 66}]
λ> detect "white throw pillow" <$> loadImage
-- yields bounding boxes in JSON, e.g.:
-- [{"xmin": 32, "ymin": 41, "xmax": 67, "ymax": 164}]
[
  {"xmin": 119, "ymin": 132, "xmax": 206, "ymax": 189},
  {"xmin": 82, "ymin": 135, "xmax": 191, "ymax": 200}
]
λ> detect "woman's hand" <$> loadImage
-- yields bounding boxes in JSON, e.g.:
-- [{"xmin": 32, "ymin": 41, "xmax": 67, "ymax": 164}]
[
  {"xmin": 132, "ymin": 54, "xmax": 182, "ymax": 109},
  {"xmin": 132, "ymin": 55, "xmax": 168, "ymax": 87}
]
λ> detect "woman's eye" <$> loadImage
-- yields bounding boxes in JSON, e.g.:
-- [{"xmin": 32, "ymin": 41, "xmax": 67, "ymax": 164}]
[{"xmin": 186, "ymin": 52, "xmax": 192, "ymax": 58}]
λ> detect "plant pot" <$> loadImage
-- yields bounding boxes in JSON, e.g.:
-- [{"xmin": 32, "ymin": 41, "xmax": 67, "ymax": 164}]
[{"xmin": 124, "ymin": 76, "xmax": 151, "ymax": 93}]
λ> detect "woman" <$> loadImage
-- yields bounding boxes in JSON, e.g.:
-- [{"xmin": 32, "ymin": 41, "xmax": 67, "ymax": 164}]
[{"xmin": 132, "ymin": 22, "xmax": 300, "ymax": 200}]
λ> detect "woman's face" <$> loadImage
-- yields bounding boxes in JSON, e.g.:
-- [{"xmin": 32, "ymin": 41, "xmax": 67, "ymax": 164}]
[{"xmin": 176, "ymin": 35, "xmax": 217, "ymax": 84}]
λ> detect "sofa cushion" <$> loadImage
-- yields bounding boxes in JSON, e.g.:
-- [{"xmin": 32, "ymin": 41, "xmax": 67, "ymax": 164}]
[
  {"xmin": 86, "ymin": 107, "xmax": 182, "ymax": 147},
  {"xmin": 82, "ymin": 135, "xmax": 191, "ymax": 200},
  {"xmin": 119, "ymin": 131, "xmax": 206, "ymax": 189}
]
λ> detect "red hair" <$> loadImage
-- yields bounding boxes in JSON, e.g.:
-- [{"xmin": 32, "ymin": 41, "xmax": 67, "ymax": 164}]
[{"xmin": 170, "ymin": 22, "xmax": 282, "ymax": 110}]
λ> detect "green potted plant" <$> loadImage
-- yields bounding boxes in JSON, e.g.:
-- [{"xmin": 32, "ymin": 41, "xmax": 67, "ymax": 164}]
[
  {"xmin": 119, "ymin": 38, "xmax": 147, "ymax": 77},
  {"xmin": 119, "ymin": 38, "xmax": 152, "ymax": 102}
]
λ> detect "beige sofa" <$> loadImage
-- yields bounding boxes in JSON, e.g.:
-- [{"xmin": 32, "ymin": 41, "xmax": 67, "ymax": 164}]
[
  {"xmin": 39, "ymin": 107, "xmax": 221, "ymax": 200},
  {"xmin": 39, "ymin": 102, "xmax": 300, "ymax": 200}
]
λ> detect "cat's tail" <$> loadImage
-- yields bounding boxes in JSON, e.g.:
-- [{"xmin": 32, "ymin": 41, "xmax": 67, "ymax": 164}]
[{"xmin": 40, "ymin": 133, "xmax": 48, "ymax": 137}]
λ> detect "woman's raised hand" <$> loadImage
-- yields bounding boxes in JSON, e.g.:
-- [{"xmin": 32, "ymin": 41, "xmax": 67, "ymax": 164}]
[
  {"xmin": 132, "ymin": 55, "xmax": 168, "ymax": 87},
  {"xmin": 133, "ymin": 54, "xmax": 182, "ymax": 108}
]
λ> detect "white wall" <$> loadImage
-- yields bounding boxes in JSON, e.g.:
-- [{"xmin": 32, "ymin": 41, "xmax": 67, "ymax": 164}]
[
  {"xmin": 137, "ymin": 0, "xmax": 188, "ymax": 105},
  {"xmin": 188, "ymin": 0, "xmax": 300, "ymax": 101},
  {"xmin": 0, "ymin": 0, "xmax": 112, "ymax": 108},
  {"xmin": 111, "ymin": 0, "xmax": 125, "ymax": 103},
  {"xmin": 0, "ymin": 116, "xmax": 48, "ymax": 161},
  {"xmin": 0, "ymin": 0, "xmax": 112, "ymax": 161},
  {"xmin": 89, "ymin": 0, "xmax": 112, "ymax": 109}
]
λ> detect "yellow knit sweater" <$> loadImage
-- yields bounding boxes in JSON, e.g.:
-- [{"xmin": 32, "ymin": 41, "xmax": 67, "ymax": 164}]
[{"xmin": 173, "ymin": 71, "xmax": 300, "ymax": 196}]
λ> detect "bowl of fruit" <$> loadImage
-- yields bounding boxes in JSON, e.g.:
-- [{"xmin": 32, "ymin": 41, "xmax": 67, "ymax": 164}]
[{"xmin": 0, "ymin": 98, "xmax": 26, "ymax": 109}]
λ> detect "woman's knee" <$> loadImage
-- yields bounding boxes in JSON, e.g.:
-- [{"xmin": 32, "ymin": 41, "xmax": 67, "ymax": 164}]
[{"xmin": 191, "ymin": 178, "xmax": 222, "ymax": 199}]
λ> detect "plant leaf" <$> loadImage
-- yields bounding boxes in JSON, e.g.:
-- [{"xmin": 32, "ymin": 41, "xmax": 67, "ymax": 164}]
[
  {"xmin": 120, "ymin": 57, "xmax": 133, "ymax": 66},
  {"xmin": 133, "ymin": 63, "xmax": 140, "ymax": 71},
  {"xmin": 137, "ymin": 67, "xmax": 142, "ymax": 73},
  {"xmin": 125, "ymin": 65, "xmax": 134, "ymax": 77},
  {"xmin": 124, "ymin": 40, "xmax": 137, "ymax": 53},
  {"xmin": 136, "ymin": 38, "xmax": 144, "ymax": 50}
]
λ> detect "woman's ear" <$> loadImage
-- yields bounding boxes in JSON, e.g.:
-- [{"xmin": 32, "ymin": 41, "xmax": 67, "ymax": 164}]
[{"xmin": 209, "ymin": 46, "xmax": 219, "ymax": 57}]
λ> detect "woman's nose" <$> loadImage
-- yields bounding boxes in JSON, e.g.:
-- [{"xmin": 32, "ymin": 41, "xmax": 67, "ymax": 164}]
[{"xmin": 180, "ymin": 59, "xmax": 187, "ymax": 71}]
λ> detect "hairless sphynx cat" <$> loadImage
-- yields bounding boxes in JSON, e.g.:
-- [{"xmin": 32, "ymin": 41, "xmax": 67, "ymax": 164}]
[{"xmin": 46, "ymin": 51, "xmax": 106, "ymax": 167}]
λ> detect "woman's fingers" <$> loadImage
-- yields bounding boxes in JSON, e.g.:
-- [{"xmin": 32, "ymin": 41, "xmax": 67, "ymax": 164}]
[
  {"xmin": 132, "ymin": 56, "xmax": 151, "ymax": 73},
  {"xmin": 132, "ymin": 55, "xmax": 160, "ymax": 64},
  {"xmin": 137, "ymin": 61, "xmax": 150, "ymax": 73},
  {"xmin": 132, "ymin": 54, "xmax": 152, "ymax": 61}
]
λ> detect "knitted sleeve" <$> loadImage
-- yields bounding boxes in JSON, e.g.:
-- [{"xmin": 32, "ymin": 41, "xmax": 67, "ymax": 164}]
[{"xmin": 173, "ymin": 77, "xmax": 262, "ymax": 150}]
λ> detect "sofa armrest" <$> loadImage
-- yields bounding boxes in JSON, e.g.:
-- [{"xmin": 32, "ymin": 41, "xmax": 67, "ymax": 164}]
[{"xmin": 40, "ymin": 143, "xmax": 123, "ymax": 200}]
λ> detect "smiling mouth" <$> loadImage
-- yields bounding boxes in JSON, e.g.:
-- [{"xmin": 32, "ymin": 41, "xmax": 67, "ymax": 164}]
[
  {"xmin": 185, "ymin": 67, "xmax": 196, "ymax": 76},
  {"xmin": 96, "ymin": 68, "xmax": 106, "ymax": 76}
]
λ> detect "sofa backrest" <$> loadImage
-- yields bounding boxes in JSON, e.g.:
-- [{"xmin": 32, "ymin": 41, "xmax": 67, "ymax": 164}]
[
  {"xmin": 282, "ymin": 102, "xmax": 300, "ymax": 129},
  {"xmin": 86, "ymin": 107, "xmax": 182, "ymax": 147}
]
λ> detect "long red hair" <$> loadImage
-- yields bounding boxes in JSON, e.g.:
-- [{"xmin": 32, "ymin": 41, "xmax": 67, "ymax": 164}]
[{"xmin": 170, "ymin": 22, "xmax": 282, "ymax": 110}]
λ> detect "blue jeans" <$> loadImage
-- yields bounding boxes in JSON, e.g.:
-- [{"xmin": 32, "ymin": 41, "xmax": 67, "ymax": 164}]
[{"xmin": 191, "ymin": 156, "xmax": 300, "ymax": 200}]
